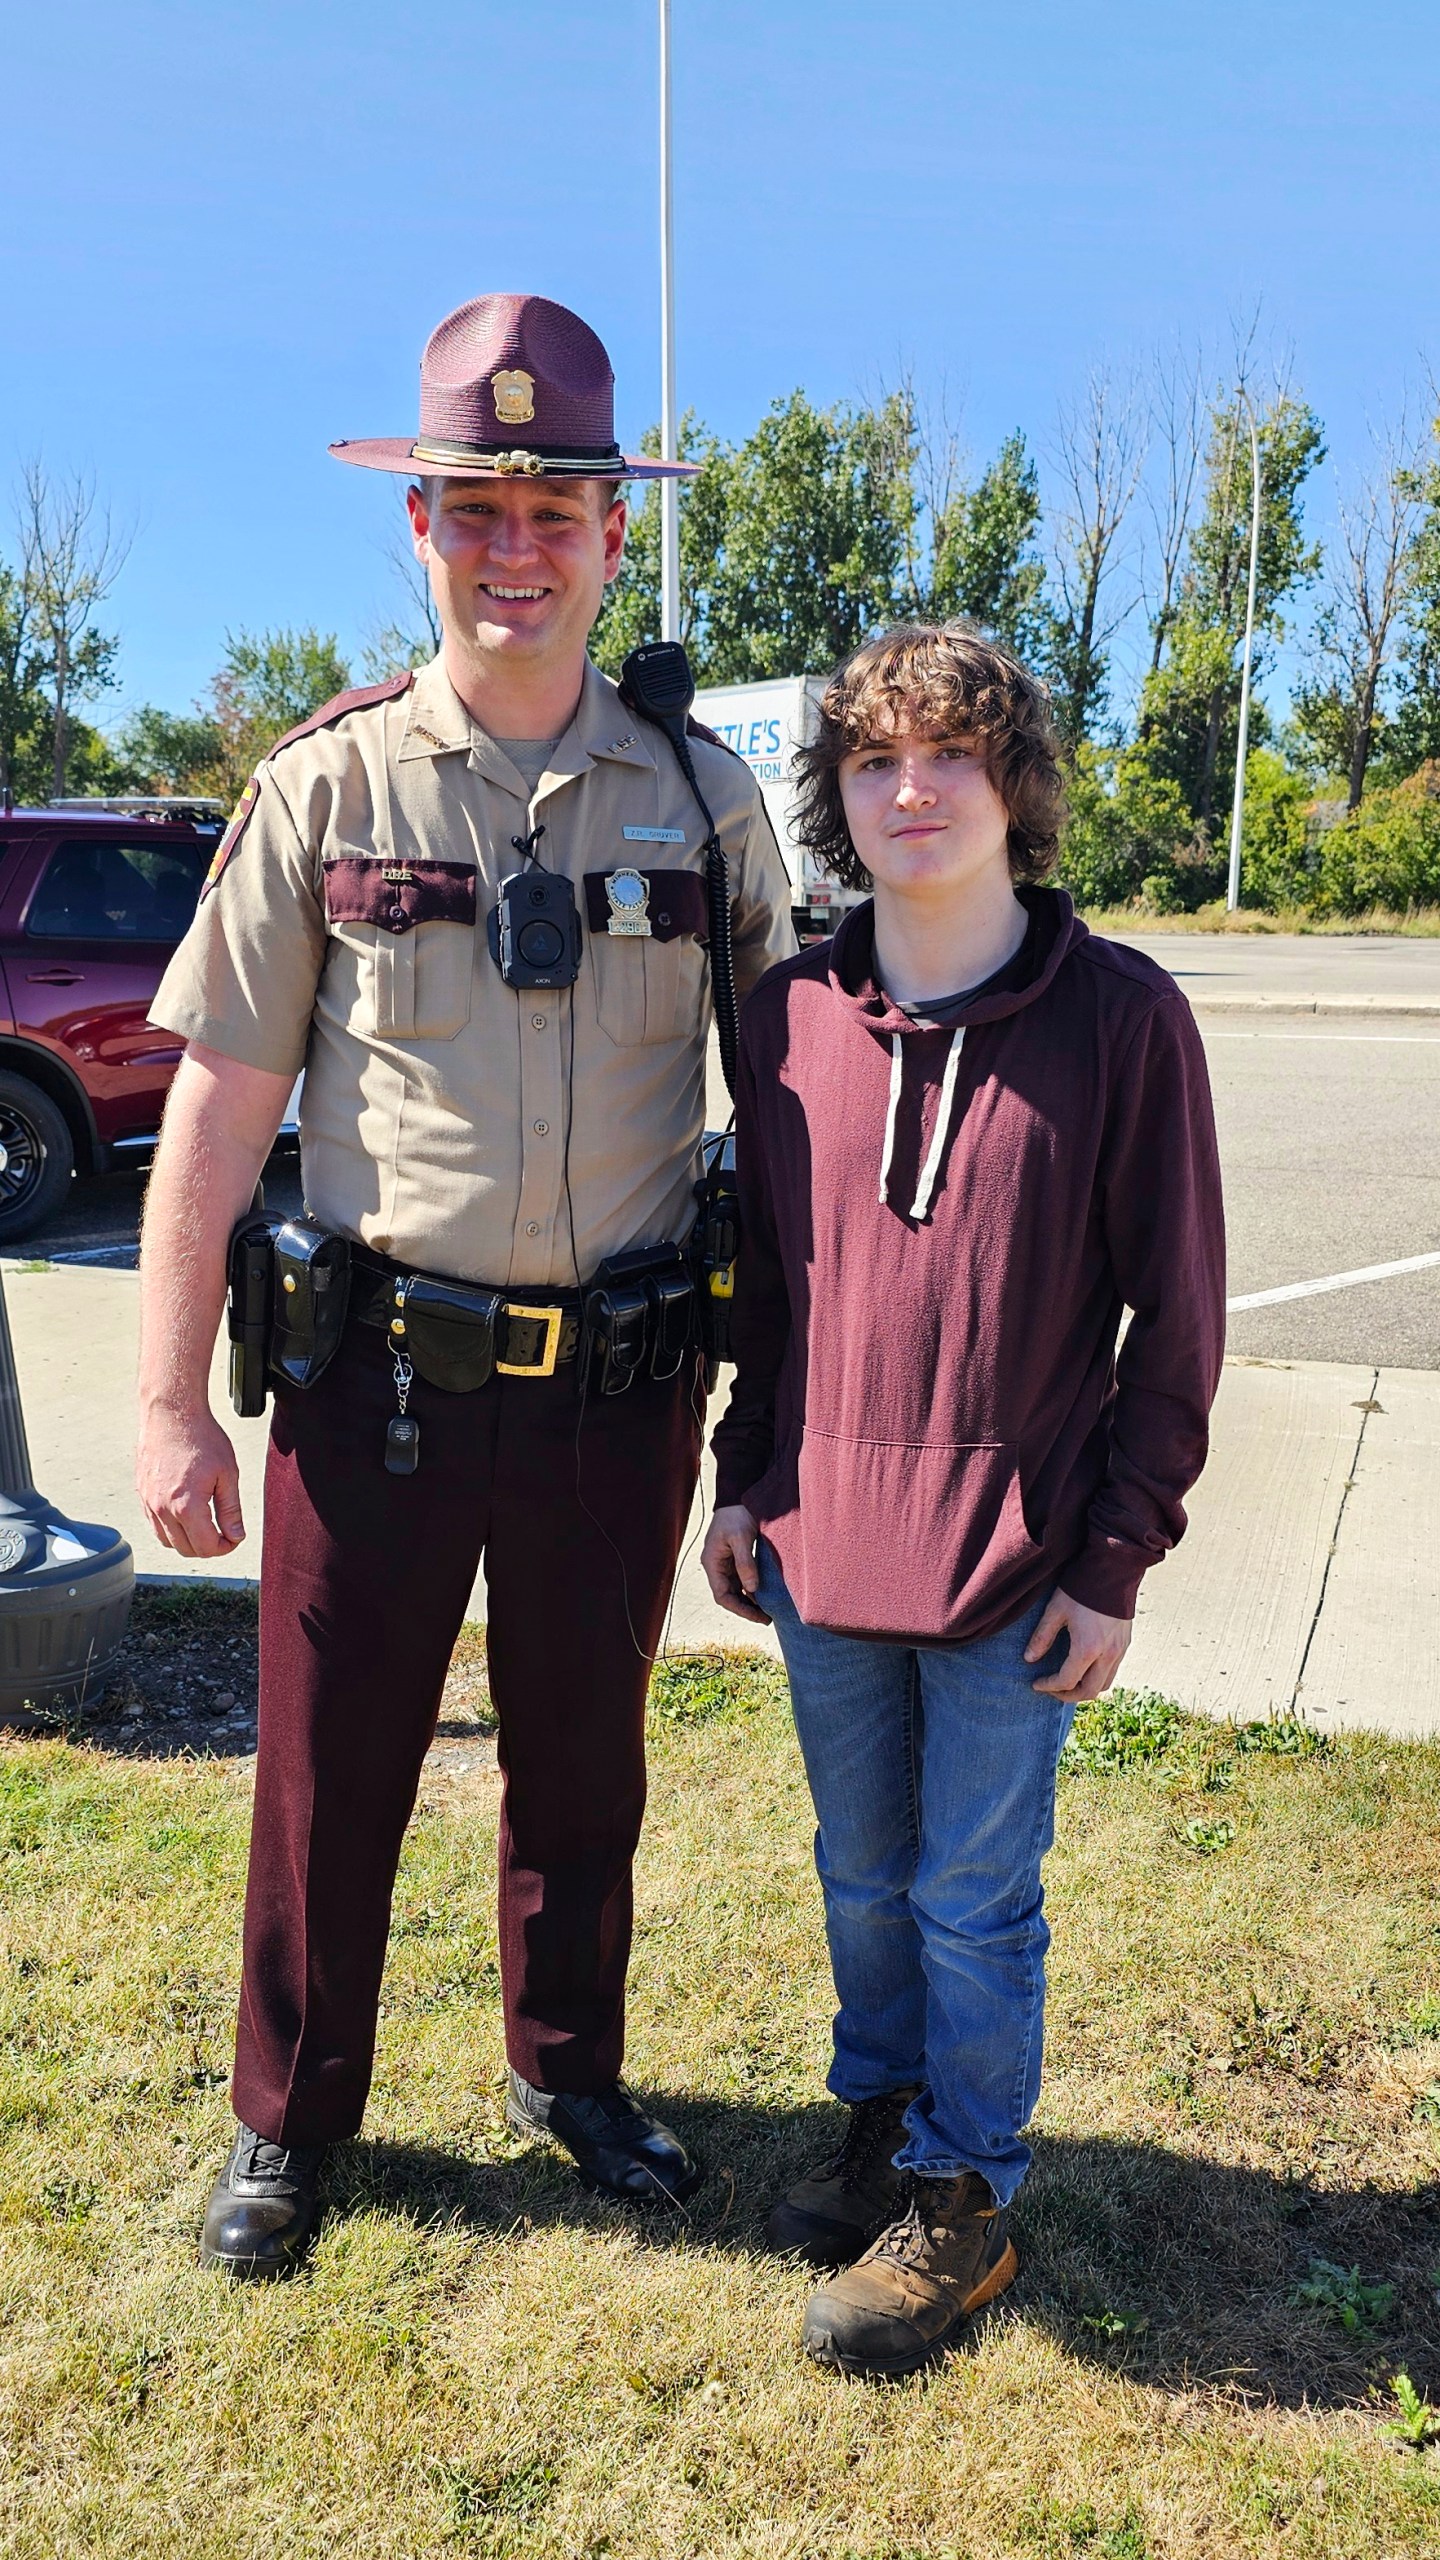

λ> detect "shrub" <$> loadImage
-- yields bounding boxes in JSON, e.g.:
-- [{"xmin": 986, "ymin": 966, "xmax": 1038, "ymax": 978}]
[
  {"xmin": 1059, "ymin": 746, "xmax": 1195, "ymax": 911},
  {"xmin": 1311, "ymin": 763, "xmax": 1440, "ymax": 915},
  {"xmin": 1231, "ymin": 749, "xmax": 1314, "ymax": 909}
]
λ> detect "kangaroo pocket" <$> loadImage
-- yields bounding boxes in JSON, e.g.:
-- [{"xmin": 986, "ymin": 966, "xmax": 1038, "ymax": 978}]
[
  {"xmin": 323, "ymin": 856, "xmax": 476, "ymax": 1040},
  {"xmin": 788, "ymin": 1428, "xmax": 1045, "ymax": 1639}
]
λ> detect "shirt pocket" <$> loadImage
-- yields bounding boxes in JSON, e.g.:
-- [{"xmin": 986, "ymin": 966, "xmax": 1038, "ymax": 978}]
[
  {"xmin": 584, "ymin": 867, "xmax": 707, "ymax": 1048},
  {"xmin": 322, "ymin": 856, "xmax": 476, "ymax": 1040}
]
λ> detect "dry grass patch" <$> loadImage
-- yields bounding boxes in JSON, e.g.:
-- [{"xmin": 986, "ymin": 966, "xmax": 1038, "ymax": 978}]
[
  {"xmin": 1078, "ymin": 902, "xmax": 1440, "ymax": 936},
  {"xmin": 0, "ymin": 1651, "xmax": 1438, "ymax": 2557}
]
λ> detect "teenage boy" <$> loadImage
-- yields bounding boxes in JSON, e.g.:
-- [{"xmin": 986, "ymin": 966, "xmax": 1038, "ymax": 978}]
[{"xmin": 702, "ymin": 623, "xmax": 1225, "ymax": 2379}]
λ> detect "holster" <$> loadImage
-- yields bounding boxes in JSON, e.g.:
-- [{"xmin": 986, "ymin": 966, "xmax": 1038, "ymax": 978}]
[
  {"xmin": 268, "ymin": 1217, "xmax": 352, "ymax": 1390},
  {"xmin": 227, "ymin": 1212, "xmax": 284, "ymax": 1417},
  {"xmin": 583, "ymin": 1244, "xmax": 695, "ymax": 1396},
  {"xmin": 226, "ymin": 1212, "xmax": 353, "ymax": 1412}
]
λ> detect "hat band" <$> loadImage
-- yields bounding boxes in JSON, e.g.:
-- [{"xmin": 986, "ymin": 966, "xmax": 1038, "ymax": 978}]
[{"xmin": 410, "ymin": 437, "xmax": 625, "ymax": 477}]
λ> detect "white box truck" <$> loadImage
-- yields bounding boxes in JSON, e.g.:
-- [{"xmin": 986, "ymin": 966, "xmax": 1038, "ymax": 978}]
[{"xmin": 694, "ymin": 675, "xmax": 866, "ymax": 939}]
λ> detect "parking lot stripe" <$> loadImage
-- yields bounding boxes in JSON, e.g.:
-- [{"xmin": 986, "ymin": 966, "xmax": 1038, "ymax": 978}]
[{"xmin": 1228, "ymin": 1252, "xmax": 1440, "ymax": 1312}]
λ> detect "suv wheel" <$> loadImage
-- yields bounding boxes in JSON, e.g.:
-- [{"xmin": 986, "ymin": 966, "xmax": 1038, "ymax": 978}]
[{"xmin": 0, "ymin": 1073, "xmax": 75, "ymax": 1243}]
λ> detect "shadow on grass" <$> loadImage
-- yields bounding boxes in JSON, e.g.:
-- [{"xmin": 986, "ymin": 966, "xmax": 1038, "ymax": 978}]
[{"xmin": 331, "ymin": 2103, "xmax": 1440, "ymax": 2412}]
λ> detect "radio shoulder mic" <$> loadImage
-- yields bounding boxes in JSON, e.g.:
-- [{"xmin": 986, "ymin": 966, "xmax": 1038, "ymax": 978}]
[{"xmin": 618, "ymin": 640, "xmax": 696, "ymax": 739}]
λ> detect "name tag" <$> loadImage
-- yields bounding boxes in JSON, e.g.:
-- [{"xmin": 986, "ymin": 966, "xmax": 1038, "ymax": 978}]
[{"xmin": 622, "ymin": 826, "xmax": 686, "ymax": 843}]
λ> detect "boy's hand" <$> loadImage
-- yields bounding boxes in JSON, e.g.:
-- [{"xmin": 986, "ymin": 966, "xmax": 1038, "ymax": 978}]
[
  {"xmin": 1025, "ymin": 1589, "xmax": 1131, "ymax": 1702},
  {"xmin": 701, "ymin": 1504, "xmax": 770, "ymax": 1623}
]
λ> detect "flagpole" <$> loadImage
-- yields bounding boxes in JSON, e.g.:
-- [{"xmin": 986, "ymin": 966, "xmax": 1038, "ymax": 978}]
[{"xmin": 659, "ymin": 0, "xmax": 680, "ymax": 642}]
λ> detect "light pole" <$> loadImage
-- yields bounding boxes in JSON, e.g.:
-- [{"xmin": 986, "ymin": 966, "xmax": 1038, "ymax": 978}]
[
  {"xmin": 1226, "ymin": 392, "xmax": 1262, "ymax": 913},
  {"xmin": 658, "ymin": 0, "xmax": 680, "ymax": 642}
]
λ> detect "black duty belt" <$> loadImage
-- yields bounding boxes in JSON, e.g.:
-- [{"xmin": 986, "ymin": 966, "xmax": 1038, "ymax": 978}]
[{"xmin": 352, "ymin": 1247, "xmax": 581, "ymax": 1382}]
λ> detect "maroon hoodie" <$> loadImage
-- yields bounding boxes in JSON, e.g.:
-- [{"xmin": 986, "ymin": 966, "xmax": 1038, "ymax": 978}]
[{"xmin": 711, "ymin": 887, "xmax": 1226, "ymax": 1643}]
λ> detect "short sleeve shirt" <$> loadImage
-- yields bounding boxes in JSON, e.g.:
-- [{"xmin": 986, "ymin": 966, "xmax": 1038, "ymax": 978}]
[{"xmin": 150, "ymin": 654, "xmax": 797, "ymax": 1286}]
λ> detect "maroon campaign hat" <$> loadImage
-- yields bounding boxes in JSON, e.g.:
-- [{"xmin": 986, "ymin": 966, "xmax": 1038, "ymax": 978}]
[{"xmin": 330, "ymin": 293, "xmax": 696, "ymax": 483}]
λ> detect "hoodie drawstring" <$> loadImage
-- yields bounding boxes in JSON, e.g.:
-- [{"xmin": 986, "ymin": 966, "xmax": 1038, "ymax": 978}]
[
  {"xmin": 878, "ymin": 1036, "xmax": 905, "ymax": 1208},
  {"xmin": 879, "ymin": 1026, "xmax": 967, "ymax": 1222}
]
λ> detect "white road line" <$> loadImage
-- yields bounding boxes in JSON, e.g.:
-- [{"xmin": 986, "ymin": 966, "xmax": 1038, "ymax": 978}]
[
  {"xmin": 1205, "ymin": 1031, "xmax": 1440, "ymax": 1044},
  {"xmin": 1228, "ymin": 1251, "xmax": 1440, "ymax": 1312}
]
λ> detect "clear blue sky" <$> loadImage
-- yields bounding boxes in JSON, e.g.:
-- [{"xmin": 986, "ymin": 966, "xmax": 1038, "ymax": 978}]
[{"xmin": 3, "ymin": 0, "xmax": 1437, "ymax": 726}]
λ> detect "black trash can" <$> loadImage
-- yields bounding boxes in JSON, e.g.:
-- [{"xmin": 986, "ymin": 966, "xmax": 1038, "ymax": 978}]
[{"xmin": 0, "ymin": 1274, "xmax": 134, "ymax": 1715}]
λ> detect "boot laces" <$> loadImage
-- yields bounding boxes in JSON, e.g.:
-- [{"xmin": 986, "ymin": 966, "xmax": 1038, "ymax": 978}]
[
  {"xmin": 236, "ymin": 2126, "xmax": 322, "ymax": 2184},
  {"xmin": 829, "ymin": 2092, "xmax": 905, "ymax": 2194},
  {"xmin": 873, "ymin": 2174, "xmax": 987, "ymax": 2270}
]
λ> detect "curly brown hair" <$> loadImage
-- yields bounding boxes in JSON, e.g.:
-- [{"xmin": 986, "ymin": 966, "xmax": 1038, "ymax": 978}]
[{"xmin": 793, "ymin": 622, "xmax": 1067, "ymax": 891}]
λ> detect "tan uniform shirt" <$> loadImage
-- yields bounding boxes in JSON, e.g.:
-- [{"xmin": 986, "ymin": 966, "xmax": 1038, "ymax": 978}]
[{"xmin": 151, "ymin": 655, "xmax": 796, "ymax": 1286}]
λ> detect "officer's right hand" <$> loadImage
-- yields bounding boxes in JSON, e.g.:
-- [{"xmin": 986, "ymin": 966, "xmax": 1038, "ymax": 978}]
[
  {"xmin": 701, "ymin": 1504, "xmax": 769, "ymax": 1623},
  {"xmin": 136, "ymin": 1402, "xmax": 246, "ymax": 1557}
]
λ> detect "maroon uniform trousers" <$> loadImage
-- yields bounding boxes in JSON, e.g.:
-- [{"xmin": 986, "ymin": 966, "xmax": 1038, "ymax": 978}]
[{"xmin": 231, "ymin": 1315, "xmax": 703, "ymax": 2147}]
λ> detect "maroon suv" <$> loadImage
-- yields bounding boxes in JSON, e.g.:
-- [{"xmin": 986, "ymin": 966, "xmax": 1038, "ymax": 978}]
[{"xmin": 0, "ymin": 800, "xmax": 222, "ymax": 1242}]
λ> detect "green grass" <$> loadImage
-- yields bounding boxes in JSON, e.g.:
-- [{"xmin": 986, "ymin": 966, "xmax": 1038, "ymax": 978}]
[{"xmin": 2, "ymin": 1660, "xmax": 1439, "ymax": 2557}]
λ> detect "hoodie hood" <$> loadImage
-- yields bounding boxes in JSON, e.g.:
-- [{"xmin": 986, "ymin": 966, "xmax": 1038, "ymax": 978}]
[
  {"xmin": 826, "ymin": 886, "xmax": 1089, "ymax": 1222},
  {"xmin": 827, "ymin": 883, "xmax": 1087, "ymax": 1037}
]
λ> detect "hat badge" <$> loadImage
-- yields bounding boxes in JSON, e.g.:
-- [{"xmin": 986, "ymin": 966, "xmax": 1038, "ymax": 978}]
[{"xmin": 490, "ymin": 368, "xmax": 536, "ymax": 426}]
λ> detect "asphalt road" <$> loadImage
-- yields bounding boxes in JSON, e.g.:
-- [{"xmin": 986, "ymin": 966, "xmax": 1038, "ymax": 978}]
[
  {"xmin": 1203, "ymin": 1021, "xmax": 1440, "ymax": 1368},
  {"xmin": 16, "ymin": 948, "xmax": 1440, "ymax": 1373}
]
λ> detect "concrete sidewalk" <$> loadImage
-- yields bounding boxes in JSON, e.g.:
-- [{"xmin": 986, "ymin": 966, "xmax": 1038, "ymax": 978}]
[
  {"xmin": 7, "ymin": 1262, "xmax": 1437, "ymax": 1740},
  {"xmin": 1114, "ymin": 930, "xmax": 1440, "ymax": 1016}
]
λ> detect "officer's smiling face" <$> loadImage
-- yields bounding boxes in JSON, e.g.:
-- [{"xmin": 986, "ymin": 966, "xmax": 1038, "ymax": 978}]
[{"xmin": 407, "ymin": 477, "xmax": 627, "ymax": 678}]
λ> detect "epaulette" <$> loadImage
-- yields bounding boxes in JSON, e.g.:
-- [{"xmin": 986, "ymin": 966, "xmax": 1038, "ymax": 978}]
[
  {"xmin": 685, "ymin": 713, "xmax": 742, "ymax": 759},
  {"xmin": 266, "ymin": 669, "xmax": 415, "ymax": 762},
  {"xmin": 202, "ymin": 671, "xmax": 415, "ymax": 897}
]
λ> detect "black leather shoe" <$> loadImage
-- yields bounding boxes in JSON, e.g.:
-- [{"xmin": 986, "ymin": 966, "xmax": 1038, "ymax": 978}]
[
  {"xmin": 505, "ymin": 2068, "xmax": 704, "ymax": 2205},
  {"xmin": 199, "ymin": 2121, "xmax": 327, "ymax": 2279}
]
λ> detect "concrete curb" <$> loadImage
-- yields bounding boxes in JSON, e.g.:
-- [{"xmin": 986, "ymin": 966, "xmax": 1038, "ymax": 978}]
[{"xmin": 1186, "ymin": 992, "xmax": 1440, "ymax": 1017}]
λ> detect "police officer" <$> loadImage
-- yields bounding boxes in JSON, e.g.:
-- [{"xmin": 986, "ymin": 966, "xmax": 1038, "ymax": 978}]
[{"xmin": 136, "ymin": 294, "xmax": 794, "ymax": 2277}]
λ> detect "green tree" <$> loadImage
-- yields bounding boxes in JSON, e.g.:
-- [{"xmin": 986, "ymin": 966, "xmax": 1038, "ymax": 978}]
[
  {"xmin": 702, "ymin": 391, "xmax": 913, "ymax": 681},
  {"xmin": 108, "ymin": 630, "xmax": 350, "ymax": 807},
  {"xmin": 18, "ymin": 463, "xmax": 129, "ymax": 798},
  {"xmin": 590, "ymin": 416, "xmax": 731, "ymax": 676},
  {"xmin": 208, "ymin": 627, "xmax": 351, "ymax": 801},
  {"xmin": 0, "ymin": 562, "xmax": 48, "ymax": 802},
  {"xmin": 1290, "ymin": 440, "xmax": 1421, "ymax": 806},
  {"xmin": 930, "ymin": 431, "xmax": 1047, "ymax": 656},
  {"xmin": 1384, "ymin": 414, "xmax": 1440, "ymax": 778},
  {"xmin": 109, "ymin": 703, "xmax": 228, "ymax": 797},
  {"xmin": 1044, "ymin": 374, "xmax": 1144, "ymax": 749},
  {"xmin": 1059, "ymin": 742, "xmax": 1195, "ymax": 910},
  {"xmin": 1135, "ymin": 389, "xmax": 1325, "ymax": 836}
]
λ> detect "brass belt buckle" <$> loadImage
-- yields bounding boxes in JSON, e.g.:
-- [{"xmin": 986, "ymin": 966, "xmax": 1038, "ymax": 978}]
[{"xmin": 496, "ymin": 1302, "xmax": 563, "ymax": 1377}]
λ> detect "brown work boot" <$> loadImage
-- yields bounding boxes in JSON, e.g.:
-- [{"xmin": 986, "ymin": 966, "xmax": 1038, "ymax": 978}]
[
  {"xmin": 801, "ymin": 2170, "xmax": 1018, "ymax": 2377},
  {"xmin": 765, "ymin": 2087, "xmax": 919, "ymax": 2269}
]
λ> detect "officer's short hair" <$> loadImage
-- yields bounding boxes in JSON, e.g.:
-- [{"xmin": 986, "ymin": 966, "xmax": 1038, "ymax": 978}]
[{"xmin": 793, "ymin": 621, "xmax": 1067, "ymax": 891}]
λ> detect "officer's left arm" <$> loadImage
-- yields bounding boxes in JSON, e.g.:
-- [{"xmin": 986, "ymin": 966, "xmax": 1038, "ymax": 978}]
[{"xmin": 729, "ymin": 794, "xmax": 798, "ymax": 999}]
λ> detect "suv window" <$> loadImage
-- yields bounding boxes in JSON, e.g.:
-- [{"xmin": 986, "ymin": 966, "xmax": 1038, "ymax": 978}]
[{"xmin": 27, "ymin": 836, "xmax": 209, "ymax": 943}]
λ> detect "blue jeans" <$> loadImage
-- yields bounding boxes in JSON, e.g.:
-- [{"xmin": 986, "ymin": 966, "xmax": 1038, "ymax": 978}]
[{"xmin": 755, "ymin": 1540, "xmax": 1074, "ymax": 2207}]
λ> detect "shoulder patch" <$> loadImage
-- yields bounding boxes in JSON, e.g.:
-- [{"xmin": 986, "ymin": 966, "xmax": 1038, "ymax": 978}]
[
  {"xmin": 265, "ymin": 669, "xmax": 415, "ymax": 763},
  {"xmin": 201, "ymin": 774, "xmax": 261, "ymax": 898}
]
